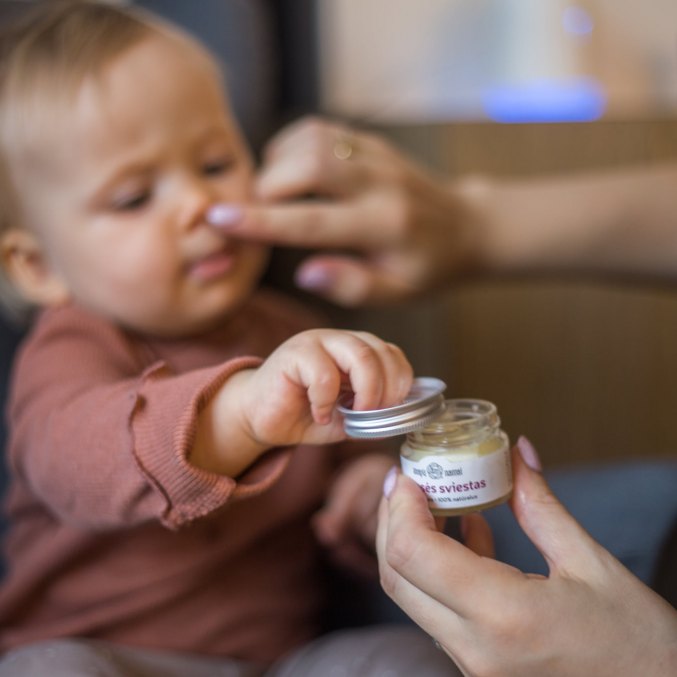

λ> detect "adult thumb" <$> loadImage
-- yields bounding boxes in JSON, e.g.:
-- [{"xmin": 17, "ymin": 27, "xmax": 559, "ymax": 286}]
[{"xmin": 510, "ymin": 436, "xmax": 607, "ymax": 578}]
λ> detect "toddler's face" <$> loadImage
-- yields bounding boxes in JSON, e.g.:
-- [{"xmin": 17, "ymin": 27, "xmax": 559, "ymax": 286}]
[{"xmin": 15, "ymin": 32, "xmax": 268, "ymax": 336}]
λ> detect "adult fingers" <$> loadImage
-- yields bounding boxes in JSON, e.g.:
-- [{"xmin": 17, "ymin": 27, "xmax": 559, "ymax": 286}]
[
  {"xmin": 376, "ymin": 492, "xmax": 466, "ymax": 646},
  {"xmin": 295, "ymin": 255, "xmax": 416, "ymax": 307},
  {"xmin": 510, "ymin": 437, "xmax": 611, "ymax": 580},
  {"xmin": 257, "ymin": 118, "xmax": 372, "ymax": 200},
  {"xmin": 259, "ymin": 116, "xmax": 344, "ymax": 163},
  {"xmin": 254, "ymin": 141, "xmax": 374, "ymax": 203},
  {"xmin": 379, "ymin": 472, "xmax": 510, "ymax": 619},
  {"xmin": 212, "ymin": 202, "xmax": 389, "ymax": 250},
  {"xmin": 262, "ymin": 117, "xmax": 394, "ymax": 174},
  {"xmin": 256, "ymin": 144, "xmax": 368, "ymax": 201}
]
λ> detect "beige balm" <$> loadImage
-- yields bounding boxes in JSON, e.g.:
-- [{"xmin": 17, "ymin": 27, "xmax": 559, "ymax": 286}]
[
  {"xmin": 338, "ymin": 380, "xmax": 512, "ymax": 516},
  {"xmin": 400, "ymin": 399, "xmax": 512, "ymax": 516}
]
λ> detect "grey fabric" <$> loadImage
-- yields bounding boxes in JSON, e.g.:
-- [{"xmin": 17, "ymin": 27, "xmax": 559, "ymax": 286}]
[
  {"xmin": 485, "ymin": 459, "xmax": 677, "ymax": 584},
  {"xmin": 0, "ymin": 639, "xmax": 264, "ymax": 677},
  {"xmin": 268, "ymin": 626, "xmax": 460, "ymax": 677},
  {"xmin": 0, "ymin": 628, "xmax": 461, "ymax": 677}
]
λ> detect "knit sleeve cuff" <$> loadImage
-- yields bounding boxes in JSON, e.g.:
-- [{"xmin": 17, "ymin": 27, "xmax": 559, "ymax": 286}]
[{"xmin": 130, "ymin": 356, "xmax": 291, "ymax": 529}]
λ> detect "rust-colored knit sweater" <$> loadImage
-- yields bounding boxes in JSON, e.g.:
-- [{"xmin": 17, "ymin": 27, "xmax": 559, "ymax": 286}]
[{"xmin": 0, "ymin": 290, "xmax": 340, "ymax": 663}]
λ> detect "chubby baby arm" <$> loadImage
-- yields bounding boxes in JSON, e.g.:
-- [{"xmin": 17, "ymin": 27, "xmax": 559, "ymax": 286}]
[{"xmin": 191, "ymin": 329, "xmax": 413, "ymax": 477}]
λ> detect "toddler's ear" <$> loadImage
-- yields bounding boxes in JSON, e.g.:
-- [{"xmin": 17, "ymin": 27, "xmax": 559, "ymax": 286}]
[{"xmin": 0, "ymin": 228, "xmax": 69, "ymax": 307}]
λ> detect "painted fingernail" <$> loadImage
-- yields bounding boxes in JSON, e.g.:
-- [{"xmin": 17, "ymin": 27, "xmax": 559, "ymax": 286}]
[
  {"xmin": 295, "ymin": 266, "xmax": 334, "ymax": 292},
  {"xmin": 206, "ymin": 203, "xmax": 242, "ymax": 228},
  {"xmin": 517, "ymin": 435, "xmax": 542, "ymax": 472},
  {"xmin": 383, "ymin": 465, "xmax": 398, "ymax": 498}
]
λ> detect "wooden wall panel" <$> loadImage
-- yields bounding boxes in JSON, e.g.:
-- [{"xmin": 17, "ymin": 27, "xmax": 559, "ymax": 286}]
[{"xmin": 348, "ymin": 119, "xmax": 677, "ymax": 467}]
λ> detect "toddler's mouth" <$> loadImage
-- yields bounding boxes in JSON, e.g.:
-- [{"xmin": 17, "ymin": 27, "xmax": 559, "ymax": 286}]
[{"xmin": 188, "ymin": 245, "xmax": 237, "ymax": 282}]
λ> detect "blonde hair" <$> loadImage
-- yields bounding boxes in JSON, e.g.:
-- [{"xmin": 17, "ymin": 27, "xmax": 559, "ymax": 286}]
[{"xmin": 0, "ymin": 0, "xmax": 162, "ymax": 322}]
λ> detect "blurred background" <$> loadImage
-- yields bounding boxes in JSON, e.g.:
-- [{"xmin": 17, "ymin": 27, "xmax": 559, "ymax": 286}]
[
  {"xmin": 317, "ymin": 0, "xmax": 677, "ymax": 468},
  {"xmin": 319, "ymin": 0, "xmax": 677, "ymax": 123},
  {"xmin": 2, "ymin": 0, "xmax": 677, "ymax": 469}
]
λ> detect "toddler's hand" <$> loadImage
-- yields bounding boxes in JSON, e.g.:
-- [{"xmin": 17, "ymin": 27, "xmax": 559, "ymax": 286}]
[
  {"xmin": 192, "ymin": 329, "xmax": 411, "ymax": 477},
  {"xmin": 241, "ymin": 329, "xmax": 412, "ymax": 449},
  {"xmin": 313, "ymin": 454, "xmax": 395, "ymax": 577}
]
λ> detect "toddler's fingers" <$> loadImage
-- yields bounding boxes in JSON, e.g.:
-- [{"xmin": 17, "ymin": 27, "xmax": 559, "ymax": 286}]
[
  {"xmin": 290, "ymin": 330, "xmax": 392, "ymax": 423},
  {"xmin": 346, "ymin": 331, "xmax": 413, "ymax": 409},
  {"xmin": 323, "ymin": 330, "xmax": 412, "ymax": 411},
  {"xmin": 284, "ymin": 330, "xmax": 408, "ymax": 423},
  {"xmin": 317, "ymin": 332, "xmax": 387, "ymax": 412},
  {"xmin": 290, "ymin": 338, "xmax": 344, "ymax": 424}
]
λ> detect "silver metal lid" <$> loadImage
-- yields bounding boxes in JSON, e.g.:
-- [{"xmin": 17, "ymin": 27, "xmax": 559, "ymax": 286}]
[{"xmin": 337, "ymin": 377, "xmax": 447, "ymax": 439}]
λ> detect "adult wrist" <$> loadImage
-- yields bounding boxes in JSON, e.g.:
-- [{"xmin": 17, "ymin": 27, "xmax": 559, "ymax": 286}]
[{"xmin": 447, "ymin": 174, "xmax": 501, "ymax": 276}]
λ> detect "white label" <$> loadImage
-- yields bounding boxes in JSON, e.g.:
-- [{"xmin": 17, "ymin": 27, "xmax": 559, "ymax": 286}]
[{"xmin": 400, "ymin": 445, "xmax": 512, "ymax": 511}]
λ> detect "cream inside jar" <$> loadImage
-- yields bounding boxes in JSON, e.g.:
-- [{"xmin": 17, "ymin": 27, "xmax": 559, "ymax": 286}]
[
  {"xmin": 400, "ymin": 399, "xmax": 512, "ymax": 516},
  {"xmin": 338, "ymin": 381, "xmax": 512, "ymax": 516}
]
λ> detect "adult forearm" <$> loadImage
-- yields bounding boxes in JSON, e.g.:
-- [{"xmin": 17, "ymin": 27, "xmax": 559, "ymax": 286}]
[{"xmin": 461, "ymin": 163, "xmax": 677, "ymax": 279}]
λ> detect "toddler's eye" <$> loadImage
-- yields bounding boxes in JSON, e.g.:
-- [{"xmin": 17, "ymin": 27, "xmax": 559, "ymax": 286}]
[
  {"xmin": 202, "ymin": 158, "xmax": 235, "ymax": 176},
  {"xmin": 112, "ymin": 191, "xmax": 151, "ymax": 212}
]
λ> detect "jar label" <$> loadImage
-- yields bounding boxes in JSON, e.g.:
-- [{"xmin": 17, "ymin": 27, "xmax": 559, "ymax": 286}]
[{"xmin": 400, "ymin": 445, "xmax": 512, "ymax": 511}]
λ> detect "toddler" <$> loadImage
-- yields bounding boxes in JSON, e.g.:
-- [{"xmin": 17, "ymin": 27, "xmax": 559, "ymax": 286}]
[{"xmin": 0, "ymin": 1, "xmax": 454, "ymax": 675}]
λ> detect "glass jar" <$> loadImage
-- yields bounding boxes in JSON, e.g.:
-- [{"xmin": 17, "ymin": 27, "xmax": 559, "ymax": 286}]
[
  {"xmin": 401, "ymin": 399, "xmax": 512, "ymax": 516},
  {"xmin": 338, "ymin": 380, "xmax": 513, "ymax": 515}
]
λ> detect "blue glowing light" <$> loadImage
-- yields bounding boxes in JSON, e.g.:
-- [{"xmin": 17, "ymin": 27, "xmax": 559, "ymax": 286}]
[
  {"xmin": 482, "ymin": 78, "xmax": 606, "ymax": 123},
  {"xmin": 562, "ymin": 5, "xmax": 594, "ymax": 36}
]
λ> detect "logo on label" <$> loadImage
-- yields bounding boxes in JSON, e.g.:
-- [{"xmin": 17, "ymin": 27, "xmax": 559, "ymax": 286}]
[
  {"xmin": 426, "ymin": 462, "xmax": 444, "ymax": 479},
  {"xmin": 400, "ymin": 445, "xmax": 513, "ymax": 512}
]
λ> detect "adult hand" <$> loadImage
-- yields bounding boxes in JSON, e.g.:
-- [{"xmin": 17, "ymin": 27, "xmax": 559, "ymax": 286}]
[
  {"xmin": 208, "ymin": 117, "xmax": 483, "ymax": 306},
  {"xmin": 376, "ymin": 437, "xmax": 677, "ymax": 676}
]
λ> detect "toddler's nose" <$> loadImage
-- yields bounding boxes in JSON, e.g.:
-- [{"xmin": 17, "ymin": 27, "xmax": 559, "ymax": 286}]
[{"xmin": 176, "ymin": 176, "xmax": 216, "ymax": 230}]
